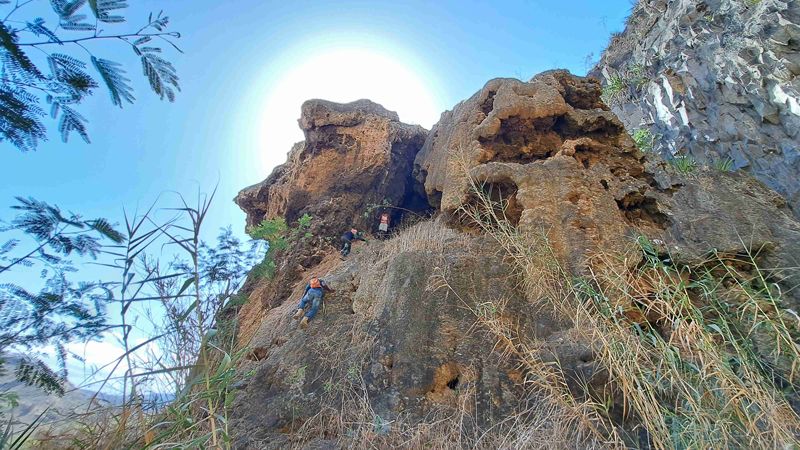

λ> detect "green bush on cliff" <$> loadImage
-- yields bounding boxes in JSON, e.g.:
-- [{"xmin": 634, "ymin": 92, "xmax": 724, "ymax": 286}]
[
  {"xmin": 247, "ymin": 214, "xmax": 313, "ymax": 279},
  {"xmin": 631, "ymin": 128, "xmax": 656, "ymax": 152}
]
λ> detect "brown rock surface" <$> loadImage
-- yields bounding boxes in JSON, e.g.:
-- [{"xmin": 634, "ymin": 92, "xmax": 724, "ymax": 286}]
[
  {"xmin": 235, "ymin": 99, "xmax": 429, "ymax": 236},
  {"xmin": 414, "ymin": 70, "xmax": 800, "ymax": 291},
  {"xmin": 230, "ymin": 222, "xmax": 577, "ymax": 449},
  {"xmin": 230, "ymin": 70, "xmax": 800, "ymax": 448}
]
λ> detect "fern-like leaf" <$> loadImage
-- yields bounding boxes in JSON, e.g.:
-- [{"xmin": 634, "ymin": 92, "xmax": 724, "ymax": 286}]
[
  {"xmin": 59, "ymin": 14, "xmax": 95, "ymax": 31},
  {"xmin": 15, "ymin": 357, "xmax": 65, "ymax": 396},
  {"xmin": 57, "ymin": 105, "xmax": 90, "ymax": 143},
  {"xmin": 49, "ymin": 0, "xmax": 87, "ymax": 19},
  {"xmin": 88, "ymin": 0, "xmax": 127, "ymax": 23},
  {"xmin": 85, "ymin": 218, "xmax": 124, "ymax": 243},
  {"xmin": 48, "ymin": 54, "xmax": 97, "ymax": 100},
  {"xmin": 91, "ymin": 56, "xmax": 134, "ymax": 107},
  {"xmin": 0, "ymin": 22, "xmax": 43, "ymax": 79},
  {"xmin": 141, "ymin": 51, "xmax": 179, "ymax": 102},
  {"xmin": 26, "ymin": 18, "xmax": 62, "ymax": 44},
  {"xmin": 0, "ymin": 88, "xmax": 46, "ymax": 152}
]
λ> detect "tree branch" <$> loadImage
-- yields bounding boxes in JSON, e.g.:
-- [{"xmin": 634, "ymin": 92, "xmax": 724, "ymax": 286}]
[
  {"xmin": 18, "ymin": 31, "xmax": 180, "ymax": 46},
  {"xmin": 2, "ymin": 0, "xmax": 35, "ymax": 22}
]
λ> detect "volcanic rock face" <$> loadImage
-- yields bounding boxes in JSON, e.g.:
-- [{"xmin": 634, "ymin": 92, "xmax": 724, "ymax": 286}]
[
  {"xmin": 235, "ymin": 99, "xmax": 429, "ymax": 235},
  {"xmin": 231, "ymin": 226, "xmax": 569, "ymax": 448},
  {"xmin": 415, "ymin": 70, "xmax": 800, "ymax": 288},
  {"xmin": 591, "ymin": 0, "xmax": 800, "ymax": 215},
  {"xmin": 231, "ymin": 71, "xmax": 800, "ymax": 448}
]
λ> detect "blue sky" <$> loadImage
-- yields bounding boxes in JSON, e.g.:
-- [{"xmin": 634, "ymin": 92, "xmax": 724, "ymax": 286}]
[{"xmin": 1, "ymin": 0, "xmax": 633, "ymax": 389}]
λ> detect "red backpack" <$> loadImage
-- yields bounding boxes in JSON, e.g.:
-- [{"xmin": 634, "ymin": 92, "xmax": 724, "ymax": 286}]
[{"xmin": 309, "ymin": 277, "xmax": 322, "ymax": 289}]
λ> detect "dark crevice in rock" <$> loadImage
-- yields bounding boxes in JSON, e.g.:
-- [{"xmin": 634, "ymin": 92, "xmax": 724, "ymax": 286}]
[
  {"xmin": 428, "ymin": 189, "xmax": 443, "ymax": 210},
  {"xmin": 446, "ymin": 375, "xmax": 460, "ymax": 390},
  {"xmin": 478, "ymin": 116, "xmax": 562, "ymax": 163},
  {"xmin": 306, "ymin": 125, "xmax": 361, "ymax": 156},
  {"xmin": 482, "ymin": 179, "xmax": 523, "ymax": 226},
  {"xmin": 553, "ymin": 113, "xmax": 624, "ymax": 144},
  {"xmin": 480, "ymin": 90, "xmax": 497, "ymax": 115},
  {"xmin": 616, "ymin": 191, "xmax": 670, "ymax": 229}
]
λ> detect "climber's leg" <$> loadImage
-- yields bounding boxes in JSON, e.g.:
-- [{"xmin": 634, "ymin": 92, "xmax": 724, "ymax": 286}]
[{"xmin": 305, "ymin": 290, "xmax": 323, "ymax": 320}]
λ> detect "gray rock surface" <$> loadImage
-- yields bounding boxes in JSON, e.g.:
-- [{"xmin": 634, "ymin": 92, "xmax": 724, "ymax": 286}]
[{"xmin": 591, "ymin": 0, "xmax": 800, "ymax": 215}]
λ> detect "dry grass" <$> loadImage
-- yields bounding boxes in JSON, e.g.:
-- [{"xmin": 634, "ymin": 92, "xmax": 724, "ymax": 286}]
[
  {"xmin": 380, "ymin": 217, "xmax": 468, "ymax": 257},
  {"xmin": 284, "ymin": 217, "xmax": 608, "ymax": 449},
  {"xmin": 455, "ymin": 160, "xmax": 800, "ymax": 449}
]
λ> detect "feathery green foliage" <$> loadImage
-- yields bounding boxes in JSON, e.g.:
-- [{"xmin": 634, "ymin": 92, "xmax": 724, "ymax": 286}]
[
  {"xmin": 0, "ymin": 197, "xmax": 122, "ymax": 395},
  {"xmin": 0, "ymin": 1, "xmax": 181, "ymax": 151},
  {"xmin": 248, "ymin": 214, "xmax": 313, "ymax": 280}
]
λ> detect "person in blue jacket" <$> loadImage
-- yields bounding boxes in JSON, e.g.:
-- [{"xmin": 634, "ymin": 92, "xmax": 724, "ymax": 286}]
[
  {"xmin": 340, "ymin": 227, "xmax": 367, "ymax": 257},
  {"xmin": 292, "ymin": 275, "xmax": 335, "ymax": 328}
]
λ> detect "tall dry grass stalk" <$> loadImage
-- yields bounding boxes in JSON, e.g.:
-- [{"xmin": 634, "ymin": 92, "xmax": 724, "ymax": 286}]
[{"xmin": 455, "ymin": 157, "xmax": 800, "ymax": 449}]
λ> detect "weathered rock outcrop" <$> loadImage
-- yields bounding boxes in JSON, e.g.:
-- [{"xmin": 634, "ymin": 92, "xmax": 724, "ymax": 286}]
[
  {"xmin": 235, "ymin": 99, "xmax": 429, "ymax": 235},
  {"xmin": 231, "ymin": 224, "xmax": 575, "ymax": 448},
  {"xmin": 231, "ymin": 71, "xmax": 800, "ymax": 448},
  {"xmin": 415, "ymin": 70, "xmax": 800, "ymax": 287},
  {"xmin": 591, "ymin": 0, "xmax": 800, "ymax": 215}
]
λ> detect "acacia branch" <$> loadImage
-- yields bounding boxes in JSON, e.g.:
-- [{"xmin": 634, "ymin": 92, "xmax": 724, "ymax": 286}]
[
  {"xmin": 2, "ymin": 0, "xmax": 35, "ymax": 22},
  {"xmin": 18, "ymin": 31, "xmax": 180, "ymax": 46},
  {"xmin": 0, "ymin": 224, "xmax": 68, "ymax": 275}
]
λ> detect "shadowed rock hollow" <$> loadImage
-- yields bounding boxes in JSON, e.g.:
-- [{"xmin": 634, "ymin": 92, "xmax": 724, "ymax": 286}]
[{"xmin": 230, "ymin": 71, "xmax": 800, "ymax": 449}]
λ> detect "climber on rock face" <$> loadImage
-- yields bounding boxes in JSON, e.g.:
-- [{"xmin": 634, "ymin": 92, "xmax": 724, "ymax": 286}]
[
  {"xmin": 293, "ymin": 275, "xmax": 335, "ymax": 328},
  {"xmin": 378, "ymin": 211, "xmax": 390, "ymax": 240},
  {"xmin": 340, "ymin": 227, "xmax": 367, "ymax": 257}
]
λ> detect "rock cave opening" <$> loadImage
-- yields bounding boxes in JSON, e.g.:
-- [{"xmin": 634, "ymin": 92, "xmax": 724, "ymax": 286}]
[
  {"xmin": 456, "ymin": 177, "xmax": 523, "ymax": 230},
  {"xmin": 482, "ymin": 179, "xmax": 523, "ymax": 226},
  {"xmin": 478, "ymin": 116, "xmax": 562, "ymax": 163}
]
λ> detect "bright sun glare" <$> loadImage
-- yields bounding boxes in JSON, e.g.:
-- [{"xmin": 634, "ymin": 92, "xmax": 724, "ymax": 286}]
[{"xmin": 255, "ymin": 47, "xmax": 442, "ymax": 171}]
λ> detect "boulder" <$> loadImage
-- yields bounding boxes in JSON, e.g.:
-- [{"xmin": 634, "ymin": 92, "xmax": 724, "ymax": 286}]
[{"xmin": 230, "ymin": 70, "xmax": 800, "ymax": 448}]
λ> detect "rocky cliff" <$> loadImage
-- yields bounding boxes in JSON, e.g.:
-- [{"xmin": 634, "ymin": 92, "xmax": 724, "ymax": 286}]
[
  {"xmin": 591, "ymin": 0, "xmax": 800, "ymax": 215},
  {"xmin": 231, "ymin": 71, "xmax": 800, "ymax": 449},
  {"xmin": 236, "ymin": 99, "xmax": 429, "ymax": 232}
]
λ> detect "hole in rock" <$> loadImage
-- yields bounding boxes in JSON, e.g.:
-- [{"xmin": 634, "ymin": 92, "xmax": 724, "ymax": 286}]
[
  {"xmin": 368, "ymin": 142, "xmax": 436, "ymax": 232},
  {"xmin": 480, "ymin": 90, "xmax": 497, "ymax": 115},
  {"xmin": 446, "ymin": 376, "xmax": 460, "ymax": 390},
  {"xmin": 553, "ymin": 112, "xmax": 623, "ymax": 144},
  {"xmin": 481, "ymin": 179, "xmax": 523, "ymax": 226},
  {"xmin": 616, "ymin": 191, "xmax": 670, "ymax": 229},
  {"xmin": 479, "ymin": 116, "xmax": 562, "ymax": 163}
]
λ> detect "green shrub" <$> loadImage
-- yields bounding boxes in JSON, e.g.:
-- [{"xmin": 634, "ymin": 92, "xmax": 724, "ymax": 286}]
[
  {"xmin": 247, "ymin": 214, "xmax": 313, "ymax": 280},
  {"xmin": 601, "ymin": 64, "xmax": 651, "ymax": 106},
  {"xmin": 631, "ymin": 128, "xmax": 656, "ymax": 152},
  {"xmin": 601, "ymin": 74, "xmax": 626, "ymax": 105}
]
